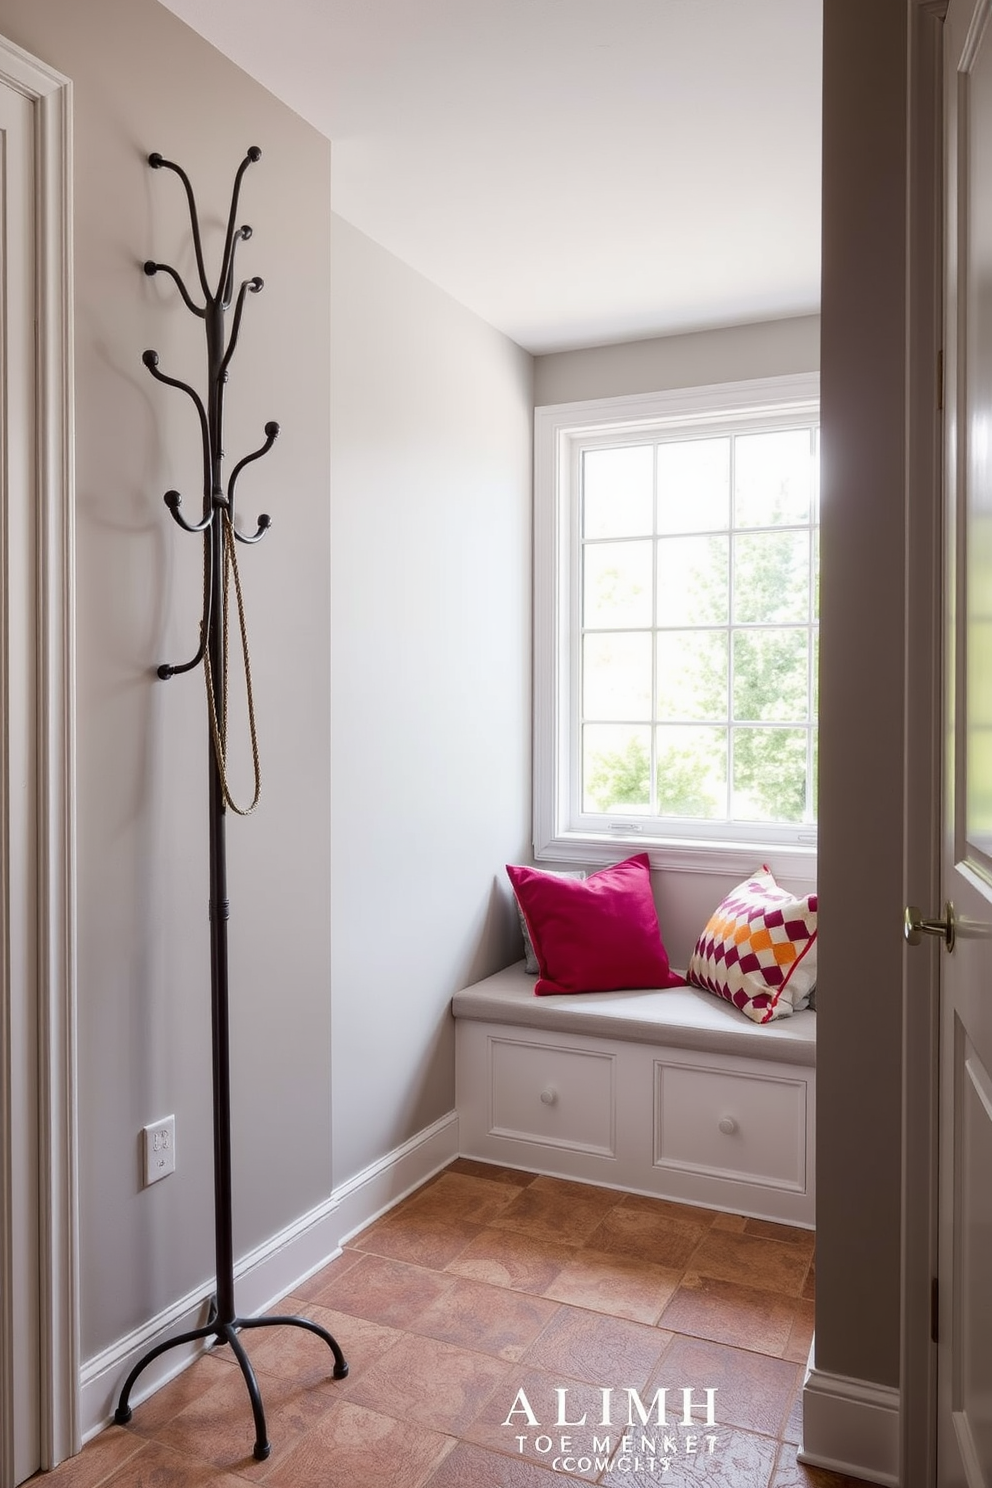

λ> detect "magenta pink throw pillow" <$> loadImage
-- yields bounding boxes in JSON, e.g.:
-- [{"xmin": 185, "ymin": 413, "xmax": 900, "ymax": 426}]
[{"xmin": 506, "ymin": 853, "xmax": 682, "ymax": 996}]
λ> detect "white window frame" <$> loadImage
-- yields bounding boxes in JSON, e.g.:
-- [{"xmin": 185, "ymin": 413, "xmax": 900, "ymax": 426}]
[{"xmin": 533, "ymin": 372, "xmax": 819, "ymax": 883}]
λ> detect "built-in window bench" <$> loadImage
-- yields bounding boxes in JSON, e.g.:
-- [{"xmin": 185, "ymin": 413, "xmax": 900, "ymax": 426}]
[{"xmin": 453, "ymin": 963, "xmax": 816, "ymax": 1226}]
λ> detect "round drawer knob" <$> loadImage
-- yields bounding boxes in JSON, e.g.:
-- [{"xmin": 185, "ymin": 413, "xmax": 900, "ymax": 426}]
[
  {"xmin": 718, "ymin": 1116, "xmax": 738, "ymax": 1135},
  {"xmin": 540, "ymin": 1087, "xmax": 558, "ymax": 1106}
]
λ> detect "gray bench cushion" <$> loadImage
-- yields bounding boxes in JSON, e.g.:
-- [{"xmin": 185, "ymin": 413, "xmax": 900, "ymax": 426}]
[{"xmin": 452, "ymin": 962, "xmax": 816, "ymax": 1068}]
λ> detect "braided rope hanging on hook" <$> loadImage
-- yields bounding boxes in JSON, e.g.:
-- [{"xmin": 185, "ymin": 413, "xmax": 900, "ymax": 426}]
[{"xmin": 203, "ymin": 510, "xmax": 261, "ymax": 816}]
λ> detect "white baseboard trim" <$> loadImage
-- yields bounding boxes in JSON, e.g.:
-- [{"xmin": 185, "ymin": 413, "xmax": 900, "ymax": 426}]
[
  {"xmin": 79, "ymin": 1110, "xmax": 460, "ymax": 1443},
  {"xmin": 333, "ymin": 1110, "xmax": 460, "ymax": 1244},
  {"xmin": 799, "ymin": 1365, "xmax": 901, "ymax": 1486}
]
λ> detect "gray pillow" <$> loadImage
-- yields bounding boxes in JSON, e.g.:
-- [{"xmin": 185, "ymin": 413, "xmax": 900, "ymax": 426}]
[{"xmin": 512, "ymin": 867, "xmax": 586, "ymax": 973}]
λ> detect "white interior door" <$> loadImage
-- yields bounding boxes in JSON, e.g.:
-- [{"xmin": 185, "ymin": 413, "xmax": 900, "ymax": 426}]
[{"xmin": 937, "ymin": 3, "xmax": 992, "ymax": 1482}]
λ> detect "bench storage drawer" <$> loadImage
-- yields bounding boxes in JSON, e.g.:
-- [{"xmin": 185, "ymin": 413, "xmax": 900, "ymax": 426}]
[
  {"xmin": 489, "ymin": 1037, "xmax": 617, "ymax": 1156},
  {"xmin": 653, "ymin": 1058, "xmax": 807, "ymax": 1193}
]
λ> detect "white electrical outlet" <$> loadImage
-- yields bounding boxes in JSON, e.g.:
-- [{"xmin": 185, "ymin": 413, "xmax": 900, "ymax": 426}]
[{"xmin": 142, "ymin": 1115, "xmax": 176, "ymax": 1186}]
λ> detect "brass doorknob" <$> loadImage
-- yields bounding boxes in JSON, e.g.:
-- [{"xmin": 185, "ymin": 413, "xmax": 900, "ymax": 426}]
[{"xmin": 904, "ymin": 902, "xmax": 955, "ymax": 953}]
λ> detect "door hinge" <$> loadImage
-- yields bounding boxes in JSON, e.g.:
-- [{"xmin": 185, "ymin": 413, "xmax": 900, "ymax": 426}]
[
  {"xmin": 931, "ymin": 1276, "xmax": 939, "ymax": 1343},
  {"xmin": 938, "ymin": 348, "xmax": 944, "ymax": 411}
]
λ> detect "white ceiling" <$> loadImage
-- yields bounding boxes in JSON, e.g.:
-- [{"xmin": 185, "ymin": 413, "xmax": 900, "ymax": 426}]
[{"xmin": 156, "ymin": 0, "xmax": 822, "ymax": 355}]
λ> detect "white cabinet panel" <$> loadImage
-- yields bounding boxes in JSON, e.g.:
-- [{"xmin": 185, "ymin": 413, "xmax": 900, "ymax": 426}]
[
  {"xmin": 654, "ymin": 1061, "xmax": 806, "ymax": 1191},
  {"xmin": 490, "ymin": 1037, "xmax": 616, "ymax": 1156}
]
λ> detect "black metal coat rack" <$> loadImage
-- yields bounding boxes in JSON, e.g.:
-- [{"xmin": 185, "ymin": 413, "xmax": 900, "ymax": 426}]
[{"xmin": 114, "ymin": 146, "xmax": 348, "ymax": 1463}]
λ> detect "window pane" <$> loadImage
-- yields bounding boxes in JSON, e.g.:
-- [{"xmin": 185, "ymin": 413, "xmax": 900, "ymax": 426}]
[
  {"xmin": 548, "ymin": 385, "xmax": 820, "ymax": 846},
  {"xmin": 583, "ymin": 633, "xmax": 652, "ymax": 721},
  {"xmin": 657, "ymin": 438, "xmax": 730, "ymax": 534},
  {"xmin": 734, "ymin": 428, "xmax": 813, "ymax": 526},
  {"xmin": 583, "ymin": 445, "xmax": 654, "ymax": 539},
  {"xmin": 583, "ymin": 724, "xmax": 652, "ymax": 813},
  {"xmin": 733, "ymin": 531, "xmax": 810, "ymax": 624},
  {"xmin": 657, "ymin": 534, "xmax": 729, "ymax": 626},
  {"xmin": 810, "ymin": 727, "xmax": 819, "ymax": 821},
  {"xmin": 657, "ymin": 630, "xmax": 728, "ymax": 722},
  {"xmin": 733, "ymin": 629, "xmax": 810, "ymax": 722},
  {"xmin": 968, "ymin": 616, "xmax": 992, "ymax": 851},
  {"xmin": 732, "ymin": 727, "xmax": 809, "ymax": 822},
  {"xmin": 583, "ymin": 541, "xmax": 653, "ymax": 628},
  {"xmin": 656, "ymin": 725, "xmax": 728, "ymax": 819}
]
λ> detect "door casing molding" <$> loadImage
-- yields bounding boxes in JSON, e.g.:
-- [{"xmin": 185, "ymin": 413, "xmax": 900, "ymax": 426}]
[
  {"xmin": 0, "ymin": 32, "xmax": 77, "ymax": 1484},
  {"xmin": 900, "ymin": 3, "xmax": 946, "ymax": 1486}
]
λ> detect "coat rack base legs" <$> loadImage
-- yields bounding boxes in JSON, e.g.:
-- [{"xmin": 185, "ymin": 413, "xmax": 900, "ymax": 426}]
[{"xmin": 114, "ymin": 1306, "xmax": 349, "ymax": 1461}]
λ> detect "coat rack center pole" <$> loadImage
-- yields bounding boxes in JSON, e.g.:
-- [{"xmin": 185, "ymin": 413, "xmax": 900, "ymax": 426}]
[
  {"xmin": 208, "ymin": 637, "xmax": 235, "ymax": 1326},
  {"xmin": 207, "ymin": 288, "xmax": 236, "ymax": 1325}
]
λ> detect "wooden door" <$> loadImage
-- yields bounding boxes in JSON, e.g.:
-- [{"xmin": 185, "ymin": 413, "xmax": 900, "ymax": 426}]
[{"xmin": 936, "ymin": 3, "xmax": 992, "ymax": 1481}]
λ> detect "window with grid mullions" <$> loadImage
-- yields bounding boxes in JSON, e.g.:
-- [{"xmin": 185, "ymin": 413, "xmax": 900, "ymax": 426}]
[{"xmin": 534, "ymin": 375, "xmax": 820, "ymax": 875}]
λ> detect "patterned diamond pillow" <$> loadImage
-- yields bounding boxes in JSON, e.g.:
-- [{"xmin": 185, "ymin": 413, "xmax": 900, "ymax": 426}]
[{"xmin": 687, "ymin": 869, "xmax": 817, "ymax": 1024}]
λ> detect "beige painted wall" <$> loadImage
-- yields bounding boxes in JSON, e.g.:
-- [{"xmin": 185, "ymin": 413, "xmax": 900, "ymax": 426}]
[
  {"xmin": 534, "ymin": 313, "xmax": 819, "ymax": 407},
  {"xmin": 0, "ymin": 0, "xmax": 536, "ymax": 1371},
  {"xmin": 0, "ymin": 0, "xmax": 532, "ymax": 1384},
  {"xmin": 0, "ymin": 0, "xmax": 334, "ymax": 1361},
  {"xmin": 816, "ymin": 0, "xmax": 907, "ymax": 1390},
  {"xmin": 0, "ymin": 0, "xmax": 910, "ymax": 1422},
  {"xmin": 329, "ymin": 216, "xmax": 533, "ymax": 1184}
]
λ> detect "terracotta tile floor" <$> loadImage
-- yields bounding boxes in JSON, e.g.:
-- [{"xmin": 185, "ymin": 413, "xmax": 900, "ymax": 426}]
[{"xmin": 36, "ymin": 1163, "xmax": 873, "ymax": 1487}]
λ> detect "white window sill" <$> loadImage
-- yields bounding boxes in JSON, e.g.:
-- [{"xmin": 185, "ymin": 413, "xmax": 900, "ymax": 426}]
[{"xmin": 534, "ymin": 828, "xmax": 817, "ymax": 885}]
